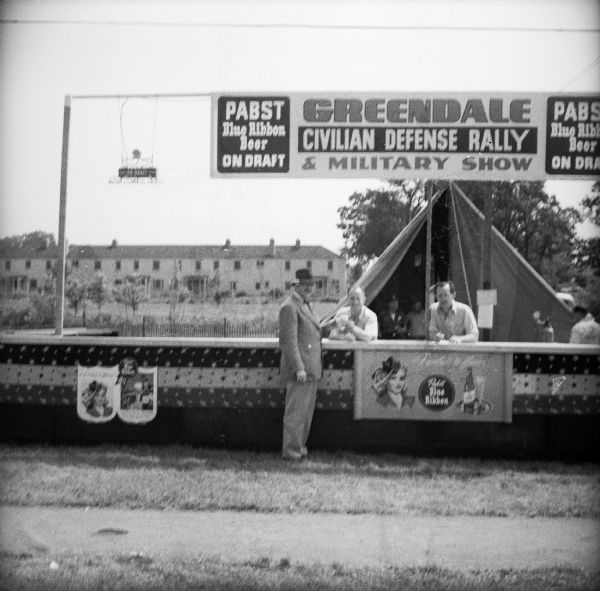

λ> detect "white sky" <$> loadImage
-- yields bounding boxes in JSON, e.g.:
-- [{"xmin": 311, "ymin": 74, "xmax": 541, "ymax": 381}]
[{"xmin": 0, "ymin": 0, "xmax": 599, "ymax": 254}]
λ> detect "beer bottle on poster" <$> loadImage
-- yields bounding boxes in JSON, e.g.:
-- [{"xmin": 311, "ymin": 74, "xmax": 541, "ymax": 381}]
[{"xmin": 463, "ymin": 367, "xmax": 476, "ymax": 414}]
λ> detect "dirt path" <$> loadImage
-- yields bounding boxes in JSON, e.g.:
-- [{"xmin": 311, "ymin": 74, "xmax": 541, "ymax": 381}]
[{"xmin": 1, "ymin": 505, "xmax": 599, "ymax": 570}]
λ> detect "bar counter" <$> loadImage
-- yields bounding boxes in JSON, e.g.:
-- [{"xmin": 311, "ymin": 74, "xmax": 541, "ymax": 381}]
[{"xmin": 1, "ymin": 335, "xmax": 598, "ymax": 457}]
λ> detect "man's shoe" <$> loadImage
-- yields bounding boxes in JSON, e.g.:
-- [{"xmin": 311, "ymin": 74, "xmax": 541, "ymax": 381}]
[
  {"xmin": 300, "ymin": 446, "xmax": 308, "ymax": 457},
  {"xmin": 282, "ymin": 451, "xmax": 303, "ymax": 461}
]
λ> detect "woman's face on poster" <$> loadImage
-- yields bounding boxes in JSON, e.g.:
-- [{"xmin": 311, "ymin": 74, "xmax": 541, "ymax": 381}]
[
  {"xmin": 387, "ymin": 368, "xmax": 407, "ymax": 395},
  {"xmin": 94, "ymin": 385, "xmax": 108, "ymax": 407}
]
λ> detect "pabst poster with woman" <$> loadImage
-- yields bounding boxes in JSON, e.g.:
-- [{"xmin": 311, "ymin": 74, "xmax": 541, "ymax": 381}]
[{"xmin": 355, "ymin": 348, "xmax": 510, "ymax": 422}]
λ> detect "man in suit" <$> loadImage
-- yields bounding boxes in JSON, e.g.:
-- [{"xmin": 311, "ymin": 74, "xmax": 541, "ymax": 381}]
[{"xmin": 279, "ymin": 268, "xmax": 323, "ymax": 460}]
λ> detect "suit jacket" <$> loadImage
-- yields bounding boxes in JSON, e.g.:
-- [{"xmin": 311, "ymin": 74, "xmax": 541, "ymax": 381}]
[
  {"xmin": 279, "ymin": 290, "xmax": 323, "ymax": 381},
  {"xmin": 378, "ymin": 310, "xmax": 406, "ymax": 339}
]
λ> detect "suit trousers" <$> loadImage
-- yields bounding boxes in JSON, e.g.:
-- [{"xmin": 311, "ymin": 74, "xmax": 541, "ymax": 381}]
[{"xmin": 282, "ymin": 379, "xmax": 318, "ymax": 457}]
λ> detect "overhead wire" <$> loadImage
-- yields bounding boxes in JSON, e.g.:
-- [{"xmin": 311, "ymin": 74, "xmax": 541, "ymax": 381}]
[
  {"xmin": 558, "ymin": 55, "xmax": 600, "ymax": 91},
  {"xmin": 1, "ymin": 18, "xmax": 598, "ymax": 33},
  {"xmin": 119, "ymin": 98, "xmax": 129, "ymax": 161}
]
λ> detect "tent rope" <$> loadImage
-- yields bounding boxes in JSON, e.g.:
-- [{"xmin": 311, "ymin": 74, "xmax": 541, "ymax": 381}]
[{"xmin": 450, "ymin": 187, "xmax": 473, "ymax": 309}]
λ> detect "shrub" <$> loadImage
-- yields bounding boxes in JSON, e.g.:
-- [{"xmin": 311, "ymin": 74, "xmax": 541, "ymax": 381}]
[
  {"xmin": 90, "ymin": 313, "xmax": 115, "ymax": 328},
  {"xmin": 27, "ymin": 292, "xmax": 55, "ymax": 324},
  {"xmin": 0, "ymin": 306, "xmax": 30, "ymax": 328}
]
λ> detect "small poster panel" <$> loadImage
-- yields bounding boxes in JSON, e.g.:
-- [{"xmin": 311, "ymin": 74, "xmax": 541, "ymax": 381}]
[
  {"xmin": 116, "ymin": 358, "xmax": 157, "ymax": 424},
  {"xmin": 356, "ymin": 348, "xmax": 510, "ymax": 422},
  {"xmin": 545, "ymin": 96, "xmax": 600, "ymax": 176},
  {"xmin": 215, "ymin": 96, "xmax": 290, "ymax": 174},
  {"xmin": 77, "ymin": 365, "xmax": 119, "ymax": 423}
]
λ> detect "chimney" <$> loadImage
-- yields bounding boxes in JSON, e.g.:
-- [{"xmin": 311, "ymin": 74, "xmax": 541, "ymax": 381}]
[
  {"xmin": 224, "ymin": 239, "xmax": 231, "ymax": 249},
  {"xmin": 294, "ymin": 239, "xmax": 301, "ymax": 249},
  {"xmin": 110, "ymin": 239, "xmax": 118, "ymax": 249},
  {"xmin": 269, "ymin": 238, "xmax": 276, "ymax": 256}
]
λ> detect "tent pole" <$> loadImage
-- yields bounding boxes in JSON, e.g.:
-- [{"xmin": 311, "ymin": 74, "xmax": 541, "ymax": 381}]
[
  {"xmin": 424, "ymin": 180, "xmax": 433, "ymax": 340},
  {"xmin": 482, "ymin": 183, "xmax": 494, "ymax": 341}
]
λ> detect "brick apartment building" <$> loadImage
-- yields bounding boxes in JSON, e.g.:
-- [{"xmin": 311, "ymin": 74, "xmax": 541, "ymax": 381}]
[{"xmin": 0, "ymin": 239, "xmax": 347, "ymax": 300}]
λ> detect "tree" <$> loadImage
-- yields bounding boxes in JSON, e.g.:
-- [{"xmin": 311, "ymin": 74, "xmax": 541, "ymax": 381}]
[
  {"xmin": 65, "ymin": 279, "xmax": 87, "ymax": 317},
  {"xmin": 573, "ymin": 182, "xmax": 600, "ymax": 279},
  {"xmin": 0, "ymin": 231, "xmax": 56, "ymax": 250},
  {"xmin": 26, "ymin": 292, "xmax": 55, "ymax": 325},
  {"xmin": 209, "ymin": 269, "xmax": 221, "ymax": 301},
  {"xmin": 581, "ymin": 181, "xmax": 600, "ymax": 225},
  {"xmin": 113, "ymin": 275, "xmax": 148, "ymax": 319},
  {"xmin": 87, "ymin": 273, "xmax": 112, "ymax": 316},
  {"xmin": 337, "ymin": 180, "xmax": 425, "ymax": 269},
  {"xmin": 458, "ymin": 181, "xmax": 581, "ymax": 288},
  {"xmin": 168, "ymin": 260, "xmax": 188, "ymax": 322}
]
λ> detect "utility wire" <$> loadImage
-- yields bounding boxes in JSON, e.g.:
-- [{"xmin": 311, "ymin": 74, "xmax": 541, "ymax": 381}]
[
  {"xmin": 558, "ymin": 55, "xmax": 600, "ymax": 91},
  {"xmin": 1, "ymin": 18, "xmax": 599, "ymax": 33}
]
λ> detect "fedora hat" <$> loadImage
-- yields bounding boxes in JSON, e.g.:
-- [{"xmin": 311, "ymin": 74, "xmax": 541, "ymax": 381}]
[{"xmin": 295, "ymin": 268, "xmax": 314, "ymax": 283}]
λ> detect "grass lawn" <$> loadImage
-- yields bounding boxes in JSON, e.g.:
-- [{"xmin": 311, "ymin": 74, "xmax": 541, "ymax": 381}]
[
  {"xmin": 1, "ymin": 554, "xmax": 598, "ymax": 591},
  {"xmin": 1, "ymin": 444, "xmax": 599, "ymax": 517},
  {"xmin": 1, "ymin": 444, "xmax": 599, "ymax": 590}
]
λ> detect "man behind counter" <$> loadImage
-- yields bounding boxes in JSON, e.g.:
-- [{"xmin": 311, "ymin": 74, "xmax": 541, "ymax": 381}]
[
  {"xmin": 328, "ymin": 286, "xmax": 378, "ymax": 341},
  {"xmin": 378, "ymin": 294, "xmax": 407, "ymax": 340},
  {"xmin": 429, "ymin": 281, "xmax": 479, "ymax": 344}
]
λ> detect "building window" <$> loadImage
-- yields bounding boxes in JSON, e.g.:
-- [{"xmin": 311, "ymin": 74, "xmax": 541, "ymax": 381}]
[
  {"xmin": 29, "ymin": 279, "xmax": 37, "ymax": 290},
  {"xmin": 72, "ymin": 259, "xmax": 79, "ymax": 268},
  {"xmin": 94, "ymin": 260, "xmax": 101, "ymax": 270},
  {"xmin": 234, "ymin": 260, "xmax": 241, "ymax": 270},
  {"xmin": 153, "ymin": 260, "xmax": 160, "ymax": 271},
  {"xmin": 265, "ymin": 281, "xmax": 270, "ymax": 288},
  {"xmin": 256, "ymin": 260, "xmax": 264, "ymax": 268},
  {"xmin": 214, "ymin": 261, "xmax": 219, "ymax": 270},
  {"xmin": 46, "ymin": 260, "xmax": 52, "ymax": 271},
  {"xmin": 114, "ymin": 279, "xmax": 123, "ymax": 287},
  {"xmin": 152, "ymin": 279, "xmax": 164, "ymax": 290},
  {"xmin": 230, "ymin": 281, "xmax": 237, "ymax": 291},
  {"xmin": 134, "ymin": 260, "xmax": 139, "ymax": 271},
  {"xmin": 306, "ymin": 260, "xmax": 312, "ymax": 269},
  {"xmin": 5, "ymin": 260, "xmax": 10, "ymax": 271},
  {"xmin": 195, "ymin": 260, "xmax": 201, "ymax": 271},
  {"xmin": 115, "ymin": 260, "xmax": 121, "ymax": 271},
  {"xmin": 285, "ymin": 282, "xmax": 292, "ymax": 290},
  {"xmin": 285, "ymin": 260, "xmax": 291, "ymax": 271},
  {"xmin": 25, "ymin": 260, "xmax": 31, "ymax": 269},
  {"xmin": 255, "ymin": 282, "xmax": 261, "ymax": 290},
  {"xmin": 328, "ymin": 260, "xmax": 333, "ymax": 271}
]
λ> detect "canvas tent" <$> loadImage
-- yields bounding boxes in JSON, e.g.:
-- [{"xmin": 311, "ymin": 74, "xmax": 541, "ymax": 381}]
[{"xmin": 338, "ymin": 182, "xmax": 574, "ymax": 343}]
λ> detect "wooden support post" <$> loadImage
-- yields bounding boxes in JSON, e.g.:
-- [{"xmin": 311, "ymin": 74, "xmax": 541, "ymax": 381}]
[
  {"xmin": 54, "ymin": 95, "xmax": 71, "ymax": 336},
  {"xmin": 482, "ymin": 183, "xmax": 494, "ymax": 341},
  {"xmin": 424, "ymin": 181, "xmax": 433, "ymax": 340}
]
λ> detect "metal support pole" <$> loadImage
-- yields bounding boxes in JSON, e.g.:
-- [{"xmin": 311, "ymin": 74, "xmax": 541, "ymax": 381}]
[
  {"xmin": 424, "ymin": 181, "xmax": 433, "ymax": 340},
  {"xmin": 54, "ymin": 95, "xmax": 71, "ymax": 336}
]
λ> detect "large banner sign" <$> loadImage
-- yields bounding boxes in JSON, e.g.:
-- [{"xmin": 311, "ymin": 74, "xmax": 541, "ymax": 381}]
[
  {"xmin": 211, "ymin": 93, "xmax": 600, "ymax": 180},
  {"xmin": 353, "ymin": 348, "xmax": 512, "ymax": 422}
]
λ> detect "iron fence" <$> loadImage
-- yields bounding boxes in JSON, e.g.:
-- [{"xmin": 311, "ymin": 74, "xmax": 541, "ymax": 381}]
[{"xmin": 1, "ymin": 316, "xmax": 279, "ymax": 338}]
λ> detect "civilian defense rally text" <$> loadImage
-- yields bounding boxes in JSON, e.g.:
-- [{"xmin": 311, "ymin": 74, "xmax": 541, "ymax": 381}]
[{"xmin": 212, "ymin": 93, "xmax": 600, "ymax": 181}]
